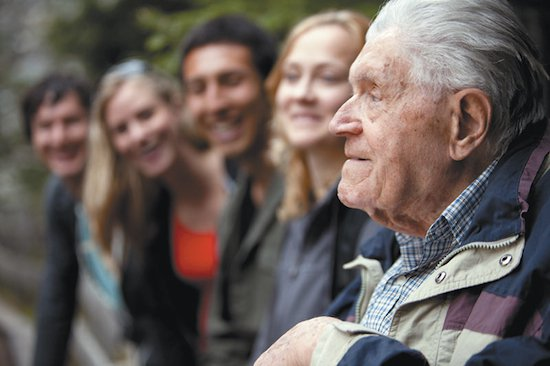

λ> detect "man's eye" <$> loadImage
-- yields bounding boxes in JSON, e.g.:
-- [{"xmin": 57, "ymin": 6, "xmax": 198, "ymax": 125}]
[
  {"xmin": 222, "ymin": 74, "xmax": 243, "ymax": 86},
  {"xmin": 186, "ymin": 81, "xmax": 205, "ymax": 95},
  {"xmin": 37, "ymin": 122, "xmax": 51, "ymax": 131},
  {"xmin": 65, "ymin": 116, "xmax": 82, "ymax": 126},
  {"xmin": 367, "ymin": 89, "xmax": 382, "ymax": 102}
]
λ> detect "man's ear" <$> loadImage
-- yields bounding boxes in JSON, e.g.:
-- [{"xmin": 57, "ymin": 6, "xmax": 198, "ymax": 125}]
[{"xmin": 449, "ymin": 88, "xmax": 491, "ymax": 161}]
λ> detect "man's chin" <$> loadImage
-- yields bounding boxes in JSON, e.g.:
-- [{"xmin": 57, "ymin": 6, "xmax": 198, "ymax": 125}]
[
  {"xmin": 50, "ymin": 162, "xmax": 85, "ymax": 181},
  {"xmin": 217, "ymin": 141, "xmax": 249, "ymax": 161},
  {"xmin": 336, "ymin": 181, "xmax": 363, "ymax": 210}
]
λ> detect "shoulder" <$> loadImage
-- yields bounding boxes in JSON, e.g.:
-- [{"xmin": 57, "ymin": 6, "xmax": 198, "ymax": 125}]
[{"xmin": 44, "ymin": 175, "xmax": 76, "ymax": 216}]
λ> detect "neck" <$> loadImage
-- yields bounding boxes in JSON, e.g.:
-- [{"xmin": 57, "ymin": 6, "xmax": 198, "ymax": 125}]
[
  {"xmin": 164, "ymin": 148, "xmax": 222, "ymax": 200},
  {"xmin": 163, "ymin": 147, "xmax": 227, "ymax": 232},
  {"xmin": 305, "ymin": 143, "xmax": 346, "ymax": 201},
  {"xmin": 241, "ymin": 153, "xmax": 275, "ymax": 207},
  {"xmin": 399, "ymin": 154, "xmax": 495, "ymax": 237},
  {"xmin": 235, "ymin": 112, "xmax": 270, "ymax": 177},
  {"xmin": 62, "ymin": 173, "xmax": 83, "ymax": 200}
]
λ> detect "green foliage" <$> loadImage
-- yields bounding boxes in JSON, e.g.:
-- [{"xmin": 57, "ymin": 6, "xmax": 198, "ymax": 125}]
[
  {"xmin": 45, "ymin": 0, "xmax": 383, "ymax": 79},
  {"xmin": 17, "ymin": 162, "xmax": 49, "ymax": 205},
  {"xmin": 46, "ymin": 0, "xmax": 193, "ymax": 81},
  {"xmin": 138, "ymin": 0, "xmax": 384, "ymax": 76}
]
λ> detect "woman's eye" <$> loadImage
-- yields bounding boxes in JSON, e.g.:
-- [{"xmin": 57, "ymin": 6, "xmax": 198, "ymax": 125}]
[
  {"xmin": 282, "ymin": 71, "xmax": 299, "ymax": 82},
  {"xmin": 137, "ymin": 108, "xmax": 154, "ymax": 121},
  {"xmin": 320, "ymin": 73, "xmax": 342, "ymax": 83},
  {"xmin": 113, "ymin": 124, "xmax": 127, "ymax": 135}
]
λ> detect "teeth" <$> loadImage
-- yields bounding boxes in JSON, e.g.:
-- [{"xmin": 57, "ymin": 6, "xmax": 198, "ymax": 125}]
[
  {"xmin": 212, "ymin": 121, "xmax": 236, "ymax": 132},
  {"xmin": 213, "ymin": 123, "xmax": 234, "ymax": 132},
  {"xmin": 209, "ymin": 115, "xmax": 240, "ymax": 131},
  {"xmin": 141, "ymin": 141, "xmax": 157, "ymax": 155}
]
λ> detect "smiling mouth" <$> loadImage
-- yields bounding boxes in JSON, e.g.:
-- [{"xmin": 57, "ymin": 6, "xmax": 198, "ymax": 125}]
[
  {"xmin": 139, "ymin": 141, "xmax": 159, "ymax": 157},
  {"xmin": 291, "ymin": 114, "xmax": 319, "ymax": 123},
  {"xmin": 52, "ymin": 147, "xmax": 80, "ymax": 160},
  {"xmin": 209, "ymin": 118, "xmax": 243, "ymax": 143},
  {"xmin": 212, "ymin": 121, "xmax": 239, "ymax": 132}
]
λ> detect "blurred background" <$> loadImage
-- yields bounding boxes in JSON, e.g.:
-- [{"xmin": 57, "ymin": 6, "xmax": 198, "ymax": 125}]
[{"xmin": 0, "ymin": 0, "xmax": 548, "ymax": 365}]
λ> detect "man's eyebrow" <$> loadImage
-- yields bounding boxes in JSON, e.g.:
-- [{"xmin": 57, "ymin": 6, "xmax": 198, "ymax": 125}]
[
  {"xmin": 350, "ymin": 70, "xmax": 372, "ymax": 83},
  {"xmin": 350, "ymin": 66, "xmax": 379, "ymax": 87},
  {"xmin": 350, "ymin": 58, "xmax": 379, "ymax": 82}
]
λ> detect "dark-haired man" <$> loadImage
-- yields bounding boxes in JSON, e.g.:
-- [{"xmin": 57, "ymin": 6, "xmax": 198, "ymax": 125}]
[
  {"xmin": 180, "ymin": 15, "xmax": 285, "ymax": 366},
  {"xmin": 23, "ymin": 74, "xmax": 127, "ymax": 366},
  {"xmin": 22, "ymin": 73, "xmax": 91, "ymax": 366}
]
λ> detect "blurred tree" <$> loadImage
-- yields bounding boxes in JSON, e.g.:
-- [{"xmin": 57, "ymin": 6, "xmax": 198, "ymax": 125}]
[
  {"xmin": 138, "ymin": 0, "xmax": 384, "ymax": 75},
  {"xmin": 45, "ymin": 0, "xmax": 385, "ymax": 78},
  {"xmin": 46, "ymin": 0, "xmax": 194, "ymax": 81},
  {"xmin": 509, "ymin": 0, "xmax": 550, "ymax": 115}
]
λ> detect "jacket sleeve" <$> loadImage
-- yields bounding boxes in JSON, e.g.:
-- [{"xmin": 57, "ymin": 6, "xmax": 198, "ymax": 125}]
[
  {"xmin": 313, "ymin": 325, "xmax": 550, "ymax": 366},
  {"xmin": 311, "ymin": 322, "xmax": 428, "ymax": 366},
  {"xmin": 465, "ymin": 336, "xmax": 550, "ymax": 365},
  {"xmin": 32, "ymin": 176, "xmax": 79, "ymax": 366}
]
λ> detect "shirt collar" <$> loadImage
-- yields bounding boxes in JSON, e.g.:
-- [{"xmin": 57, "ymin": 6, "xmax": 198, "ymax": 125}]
[{"xmin": 395, "ymin": 159, "xmax": 499, "ymax": 272}]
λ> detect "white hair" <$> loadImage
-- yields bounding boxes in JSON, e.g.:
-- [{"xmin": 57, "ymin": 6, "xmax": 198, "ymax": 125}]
[{"xmin": 368, "ymin": 0, "xmax": 548, "ymax": 156}]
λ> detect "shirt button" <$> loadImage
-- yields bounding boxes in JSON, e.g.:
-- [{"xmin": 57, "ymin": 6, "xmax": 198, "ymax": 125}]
[
  {"xmin": 435, "ymin": 271, "xmax": 447, "ymax": 283},
  {"xmin": 499, "ymin": 254, "xmax": 513, "ymax": 266}
]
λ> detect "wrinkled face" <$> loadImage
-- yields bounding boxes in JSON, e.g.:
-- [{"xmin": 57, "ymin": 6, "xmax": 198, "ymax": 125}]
[
  {"xmin": 329, "ymin": 34, "xmax": 454, "ymax": 235},
  {"xmin": 182, "ymin": 43, "xmax": 268, "ymax": 159},
  {"xmin": 105, "ymin": 80, "xmax": 180, "ymax": 178},
  {"xmin": 31, "ymin": 92, "xmax": 88, "ymax": 180},
  {"xmin": 275, "ymin": 25, "xmax": 356, "ymax": 151}
]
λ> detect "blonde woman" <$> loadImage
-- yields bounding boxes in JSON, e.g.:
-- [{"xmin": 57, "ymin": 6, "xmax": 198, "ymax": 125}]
[
  {"xmin": 84, "ymin": 60, "xmax": 227, "ymax": 366},
  {"xmin": 250, "ymin": 10, "xmax": 394, "ymax": 361}
]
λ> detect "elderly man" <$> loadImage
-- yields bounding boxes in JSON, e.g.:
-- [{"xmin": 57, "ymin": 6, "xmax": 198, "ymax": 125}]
[{"xmin": 255, "ymin": 0, "xmax": 550, "ymax": 365}]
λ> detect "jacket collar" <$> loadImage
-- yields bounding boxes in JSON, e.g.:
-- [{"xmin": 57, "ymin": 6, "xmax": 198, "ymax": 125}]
[{"xmin": 463, "ymin": 119, "xmax": 550, "ymax": 244}]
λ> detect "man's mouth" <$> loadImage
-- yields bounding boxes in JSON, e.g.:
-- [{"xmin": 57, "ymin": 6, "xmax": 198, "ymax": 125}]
[{"xmin": 209, "ymin": 118, "xmax": 243, "ymax": 143}]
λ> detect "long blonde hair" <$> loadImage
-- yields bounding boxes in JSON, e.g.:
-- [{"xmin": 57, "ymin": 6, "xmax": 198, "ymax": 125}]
[
  {"xmin": 83, "ymin": 66, "xmax": 206, "ymax": 253},
  {"xmin": 266, "ymin": 10, "xmax": 370, "ymax": 220}
]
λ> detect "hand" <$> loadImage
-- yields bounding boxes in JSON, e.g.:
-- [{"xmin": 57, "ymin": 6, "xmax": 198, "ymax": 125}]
[{"xmin": 254, "ymin": 316, "xmax": 341, "ymax": 366}]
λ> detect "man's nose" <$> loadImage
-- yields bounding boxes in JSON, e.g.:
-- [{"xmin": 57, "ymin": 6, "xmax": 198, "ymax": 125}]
[
  {"xmin": 329, "ymin": 99, "xmax": 362, "ymax": 136},
  {"xmin": 204, "ymin": 84, "xmax": 230, "ymax": 114},
  {"xmin": 50, "ymin": 123, "xmax": 67, "ymax": 147}
]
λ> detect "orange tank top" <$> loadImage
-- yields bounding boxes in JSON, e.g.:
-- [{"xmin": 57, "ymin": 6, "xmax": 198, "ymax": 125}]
[
  {"xmin": 172, "ymin": 216, "xmax": 218, "ymax": 280},
  {"xmin": 172, "ymin": 215, "xmax": 218, "ymax": 351}
]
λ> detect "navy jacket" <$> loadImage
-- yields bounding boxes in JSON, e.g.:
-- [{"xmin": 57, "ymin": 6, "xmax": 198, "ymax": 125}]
[{"xmin": 316, "ymin": 119, "xmax": 550, "ymax": 365}]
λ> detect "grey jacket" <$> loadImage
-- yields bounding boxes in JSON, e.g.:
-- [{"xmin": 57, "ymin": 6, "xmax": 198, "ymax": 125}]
[{"xmin": 203, "ymin": 171, "xmax": 286, "ymax": 366}]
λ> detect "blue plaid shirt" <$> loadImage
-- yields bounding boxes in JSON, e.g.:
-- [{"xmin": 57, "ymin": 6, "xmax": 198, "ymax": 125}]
[{"xmin": 361, "ymin": 160, "xmax": 498, "ymax": 334}]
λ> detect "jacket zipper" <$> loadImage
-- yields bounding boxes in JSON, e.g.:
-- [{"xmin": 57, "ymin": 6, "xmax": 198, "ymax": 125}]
[{"xmin": 434, "ymin": 234, "xmax": 519, "ymax": 270}]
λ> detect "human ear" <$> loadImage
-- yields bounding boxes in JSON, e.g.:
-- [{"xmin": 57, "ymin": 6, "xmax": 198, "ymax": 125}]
[{"xmin": 449, "ymin": 88, "xmax": 491, "ymax": 161}]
